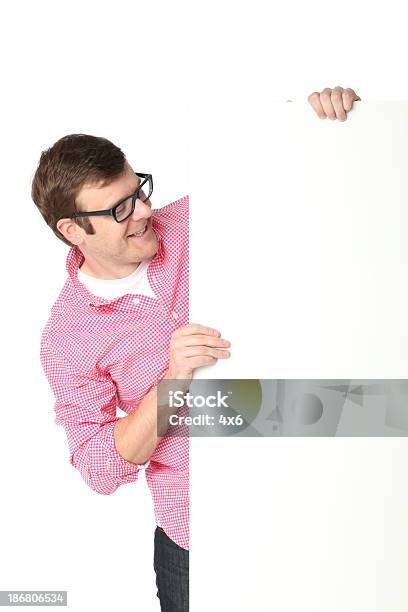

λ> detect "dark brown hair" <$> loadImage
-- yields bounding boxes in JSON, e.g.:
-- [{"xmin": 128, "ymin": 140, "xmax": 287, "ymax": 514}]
[{"xmin": 31, "ymin": 134, "xmax": 126, "ymax": 246}]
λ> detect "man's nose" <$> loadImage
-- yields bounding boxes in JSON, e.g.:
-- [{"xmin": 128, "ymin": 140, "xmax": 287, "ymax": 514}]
[{"xmin": 131, "ymin": 198, "xmax": 152, "ymax": 219}]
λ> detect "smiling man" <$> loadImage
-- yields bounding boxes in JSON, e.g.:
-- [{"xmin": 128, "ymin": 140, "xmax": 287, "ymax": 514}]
[
  {"xmin": 31, "ymin": 85, "xmax": 359, "ymax": 612},
  {"xmin": 32, "ymin": 137, "xmax": 232, "ymax": 612}
]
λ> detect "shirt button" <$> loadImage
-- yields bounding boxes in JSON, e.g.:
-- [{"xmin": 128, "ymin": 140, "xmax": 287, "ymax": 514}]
[
  {"xmin": 132, "ymin": 297, "xmax": 140, "ymax": 305},
  {"xmin": 172, "ymin": 311, "xmax": 179, "ymax": 320}
]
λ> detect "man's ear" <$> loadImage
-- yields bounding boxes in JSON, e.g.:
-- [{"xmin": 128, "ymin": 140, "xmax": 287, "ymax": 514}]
[{"xmin": 56, "ymin": 218, "xmax": 85, "ymax": 246}]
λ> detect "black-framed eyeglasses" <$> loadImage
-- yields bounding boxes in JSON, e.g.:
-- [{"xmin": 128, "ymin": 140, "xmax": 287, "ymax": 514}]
[{"xmin": 72, "ymin": 172, "xmax": 153, "ymax": 223}]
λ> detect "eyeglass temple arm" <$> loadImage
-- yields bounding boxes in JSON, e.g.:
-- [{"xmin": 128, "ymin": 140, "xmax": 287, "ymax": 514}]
[{"xmin": 72, "ymin": 209, "xmax": 113, "ymax": 218}]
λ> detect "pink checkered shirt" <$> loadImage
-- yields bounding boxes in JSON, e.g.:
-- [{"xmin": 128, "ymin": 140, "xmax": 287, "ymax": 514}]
[{"xmin": 40, "ymin": 196, "xmax": 189, "ymax": 550}]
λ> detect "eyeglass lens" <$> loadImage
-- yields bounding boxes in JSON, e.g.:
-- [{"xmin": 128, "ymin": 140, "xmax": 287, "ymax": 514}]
[{"xmin": 115, "ymin": 177, "xmax": 152, "ymax": 222}]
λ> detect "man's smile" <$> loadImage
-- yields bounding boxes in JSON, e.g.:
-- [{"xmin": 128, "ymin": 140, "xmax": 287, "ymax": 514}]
[
  {"xmin": 127, "ymin": 219, "xmax": 152, "ymax": 239},
  {"xmin": 128, "ymin": 224, "xmax": 147, "ymax": 238}
]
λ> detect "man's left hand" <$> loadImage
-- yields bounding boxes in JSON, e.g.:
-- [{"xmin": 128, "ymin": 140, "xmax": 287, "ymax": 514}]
[{"xmin": 307, "ymin": 86, "xmax": 361, "ymax": 121}]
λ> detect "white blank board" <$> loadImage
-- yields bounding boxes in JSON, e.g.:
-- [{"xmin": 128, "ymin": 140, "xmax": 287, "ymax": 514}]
[
  {"xmin": 189, "ymin": 101, "xmax": 408, "ymax": 378},
  {"xmin": 189, "ymin": 102, "xmax": 408, "ymax": 612},
  {"xmin": 191, "ymin": 438, "xmax": 408, "ymax": 612}
]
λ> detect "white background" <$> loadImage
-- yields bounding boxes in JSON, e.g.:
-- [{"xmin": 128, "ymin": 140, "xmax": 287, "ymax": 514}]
[{"xmin": 1, "ymin": 1, "xmax": 408, "ymax": 611}]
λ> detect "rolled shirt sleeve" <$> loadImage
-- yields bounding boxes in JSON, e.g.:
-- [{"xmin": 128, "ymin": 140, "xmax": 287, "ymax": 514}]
[{"xmin": 40, "ymin": 343, "xmax": 141, "ymax": 495}]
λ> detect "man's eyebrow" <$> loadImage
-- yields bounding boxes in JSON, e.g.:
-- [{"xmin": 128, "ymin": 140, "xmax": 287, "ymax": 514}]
[{"xmin": 108, "ymin": 177, "xmax": 141, "ymax": 208}]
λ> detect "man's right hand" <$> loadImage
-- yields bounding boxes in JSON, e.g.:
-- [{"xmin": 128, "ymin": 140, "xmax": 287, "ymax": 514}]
[
  {"xmin": 165, "ymin": 323, "xmax": 231, "ymax": 380},
  {"xmin": 116, "ymin": 325, "xmax": 231, "ymax": 464}
]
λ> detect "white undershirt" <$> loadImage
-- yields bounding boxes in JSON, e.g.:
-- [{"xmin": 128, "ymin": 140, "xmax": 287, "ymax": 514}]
[{"xmin": 77, "ymin": 257, "xmax": 157, "ymax": 300}]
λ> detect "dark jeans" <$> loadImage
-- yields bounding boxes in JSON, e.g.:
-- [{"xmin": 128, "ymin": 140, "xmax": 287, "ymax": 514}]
[{"xmin": 154, "ymin": 526, "xmax": 189, "ymax": 611}]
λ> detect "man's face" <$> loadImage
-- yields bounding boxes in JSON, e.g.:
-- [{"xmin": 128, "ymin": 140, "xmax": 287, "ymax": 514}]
[{"xmin": 74, "ymin": 163, "xmax": 159, "ymax": 277}]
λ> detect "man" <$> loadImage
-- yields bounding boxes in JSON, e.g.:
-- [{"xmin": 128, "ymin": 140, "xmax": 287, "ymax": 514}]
[{"xmin": 31, "ymin": 85, "xmax": 359, "ymax": 612}]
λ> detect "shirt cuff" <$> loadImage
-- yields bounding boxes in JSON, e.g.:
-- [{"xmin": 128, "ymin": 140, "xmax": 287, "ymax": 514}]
[{"xmin": 101, "ymin": 420, "xmax": 142, "ymax": 482}]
